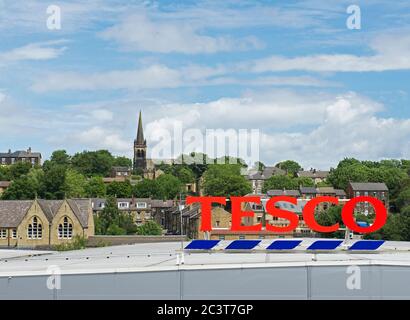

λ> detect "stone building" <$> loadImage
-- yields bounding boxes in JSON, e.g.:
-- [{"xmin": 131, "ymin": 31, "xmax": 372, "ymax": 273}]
[
  {"xmin": 0, "ymin": 199, "xmax": 94, "ymax": 248},
  {"xmin": 0, "ymin": 148, "xmax": 42, "ymax": 166},
  {"xmin": 91, "ymin": 198, "xmax": 175, "ymax": 227},
  {"xmin": 347, "ymin": 182, "xmax": 389, "ymax": 215}
]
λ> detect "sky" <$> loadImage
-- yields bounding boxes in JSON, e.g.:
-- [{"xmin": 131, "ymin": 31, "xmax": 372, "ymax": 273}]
[{"xmin": 0, "ymin": 0, "xmax": 410, "ymax": 170}]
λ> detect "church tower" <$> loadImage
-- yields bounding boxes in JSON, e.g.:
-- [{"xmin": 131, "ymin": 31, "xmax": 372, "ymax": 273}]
[{"xmin": 133, "ymin": 111, "xmax": 147, "ymax": 173}]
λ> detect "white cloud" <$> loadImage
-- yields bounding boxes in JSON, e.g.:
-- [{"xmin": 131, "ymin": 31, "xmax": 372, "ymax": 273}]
[
  {"xmin": 70, "ymin": 126, "xmax": 129, "ymax": 153},
  {"xmin": 138, "ymin": 91, "xmax": 410, "ymax": 168},
  {"xmin": 100, "ymin": 13, "xmax": 263, "ymax": 54},
  {"xmin": 30, "ymin": 63, "xmax": 334, "ymax": 92},
  {"xmin": 0, "ymin": 41, "xmax": 66, "ymax": 65},
  {"xmin": 248, "ymin": 33, "xmax": 410, "ymax": 72}
]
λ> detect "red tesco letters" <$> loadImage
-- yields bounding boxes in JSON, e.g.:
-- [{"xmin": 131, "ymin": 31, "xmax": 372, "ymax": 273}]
[{"xmin": 186, "ymin": 195, "xmax": 387, "ymax": 234}]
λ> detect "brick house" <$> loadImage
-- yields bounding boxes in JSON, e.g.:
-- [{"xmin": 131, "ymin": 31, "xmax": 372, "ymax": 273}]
[
  {"xmin": 0, "ymin": 148, "xmax": 41, "ymax": 166},
  {"xmin": 347, "ymin": 182, "xmax": 389, "ymax": 215}
]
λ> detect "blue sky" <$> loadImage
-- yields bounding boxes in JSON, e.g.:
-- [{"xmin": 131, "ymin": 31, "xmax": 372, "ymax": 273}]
[{"xmin": 0, "ymin": 0, "xmax": 410, "ymax": 169}]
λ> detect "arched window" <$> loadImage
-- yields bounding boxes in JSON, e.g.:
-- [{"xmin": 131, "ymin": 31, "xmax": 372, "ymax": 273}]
[
  {"xmin": 58, "ymin": 217, "xmax": 73, "ymax": 239},
  {"xmin": 27, "ymin": 216, "xmax": 42, "ymax": 239}
]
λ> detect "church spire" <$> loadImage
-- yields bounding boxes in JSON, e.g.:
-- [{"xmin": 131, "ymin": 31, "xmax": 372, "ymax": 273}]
[{"xmin": 136, "ymin": 111, "xmax": 145, "ymax": 145}]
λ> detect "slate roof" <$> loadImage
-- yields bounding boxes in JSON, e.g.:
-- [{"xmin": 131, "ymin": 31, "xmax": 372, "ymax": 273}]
[
  {"xmin": 316, "ymin": 187, "xmax": 336, "ymax": 194},
  {"xmin": 0, "ymin": 150, "xmax": 41, "ymax": 158},
  {"xmin": 37, "ymin": 199, "xmax": 64, "ymax": 222},
  {"xmin": 299, "ymin": 187, "xmax": 317, "ymax": 194},
  {"xmin": 67, "ymin": 199, "xmax": 92, "ymax": 228},
  {"xmin": 267, "ymin": 190, "xmax": 301, "ymax": 197},
  {"xmin": 349, "ymin": 182, "xmax": 388, "ymax": 191},
  {"xmin": 0, "ymin": 200, "xmax": 34, "ymax": 228},
  {"xmin": 247, "ymin": 166, "xmax": 286, "ymax": 180},
  {"xmin": 0, "ymin": 199, "xmax": 92, "ymax": 229},
  {"xmin": 334, "ymin": 189, "xmax": 347, "ymax": 197},
  {"xmin": 298, "ymin": 170, "xmax": 329, "ymax": 179}
]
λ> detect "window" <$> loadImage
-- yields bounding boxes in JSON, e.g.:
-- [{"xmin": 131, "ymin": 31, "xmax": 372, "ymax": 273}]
[
  {"xmin": 215, "ymin": 221, "xmax": 220, "ymax": 227},
  {"xmin": 27, "ymin": 216, "xmax": 42, "ymax": 239},
  {"xmin": 356, "ymin": 191, "xmax": 360, "ymax": 197},
  {"xmin": 58, "ymin": 217, "xmax": 73, "ymax": 239},
  {"xmin": 219, "ymin": 235, "xmax": 225, "ymax": 240},
  {"xmin": 118, "ymin": 202, "xmax": 129, "ymax": 209},
  {"xmin": 239, "ymin": 235, "xmax": 245, "ymax": 240},
  {"xmin": 11, "ymin": 229, "xmax": 17, "ymax": 239},
  {"xmin": 136, "ymin": 202, "xmax": 147, "ymax": 209},
  {"xmin": 0, "ymin": 229, "xmax": 6, "ymax": 239}
]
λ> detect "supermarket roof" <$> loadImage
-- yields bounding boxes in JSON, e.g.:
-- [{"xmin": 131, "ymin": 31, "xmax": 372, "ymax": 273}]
[{"xmin": 2, "ymin": 239, "xmax": 410, "ymax": 277}]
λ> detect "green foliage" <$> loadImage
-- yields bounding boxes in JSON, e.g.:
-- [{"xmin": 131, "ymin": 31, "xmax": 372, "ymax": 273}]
[
  {"xmin": 173, "ymin": 166, "xmax": 195, "ymax": 184},
  {"xmin": 106, "ymin": 180, "xmax": 132, "ymax": 198},
  {"xmin": 1, "ymin": 175, "xmax": 38, "ymax": 200},
  {"xmin": 50, "ymin": 150, "xmax": 71, "ymax": 166},
  {"xmin": 133, "ymin": 179, "xmax": 162, "ymax": 198},
  {"xmin": 95, "ymin": 196, "xmax": 137, "ymax": 235},
  {"xmin": 365, "ymin": 214, "xmax": 410, "ymax": 241},
  {"xmin": 156, "ymin": 174, "xmax": 183, "ymax": 199},
  {"xmin": 396, "ymin": 188, "xmax": 410, "ymax": 211},
  {"xmin": 71, "ymin": 150, "xmax": 114, "ymax": 177},
  {"xmin": 203, "ymin": 164, "xmax": 252, "ymax": 196},
  {"xmin": 85, "ymin": 176, "xmax": 107, "ymax": 197},
  {"xmin": 315, "ymin": 206, "xmax": 345, "ymax": 238},
  {"xmin": 137, "ymin": 220, "xmax": 163, "ymax": 235},
  {"xmin": 9, "ymin": 162, "xmax": 32, "ymax": 180},
  {"xmin": 113, "ymin": 156, "xmax": 132, "ymax": 167},
  {"xmin": 263, "ymin": 175, "xmax": 295, "ymax": 191},
  {"xmin": 63, "ymin": 169, "xmax": 86, "ymax": 198},
  {"xmin": 276, "ymin": 160, "xmax": 302, "ymax": 176},
  {"xmin": 0, "ymin": 166, "xmax": 11, "ymax": 181},
  {"xmin": 53, "ymin": 235, "xmax": 87, "ymax": 251},
  {"xmin": 39, "ymin": 164, "xmax": 67, "ymax": 199},
  {"xmin": 106, "ymin": 224, "xmax": 127, "ymax": 235}
]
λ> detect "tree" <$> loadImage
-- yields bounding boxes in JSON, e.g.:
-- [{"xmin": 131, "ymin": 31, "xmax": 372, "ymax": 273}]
[
  {"xmin": 95, "ymin": 196, "xmax": 120, "ymax": 235},
  {"xmin": 106, "ymin": 180, "xmax": 132, "ymax": 198},
  {"xmin": 1, "ymin": 175, "xmax": 38, "ymax": 200},
  {"xmin": 137, "ymin": 220, "xmax": 163, "ymax": 235},
  {"xmin": 85, "ymin": 176, "xmax": 106, "ymax": 197},
  {"xmin": 63, "ymin": 169, "xmax": 86, "ymax": 198},
  {"xmin": 156, "ymin": 174, "xmax": 183, "ymax": 199},
  {"xmin": 365, "ymin": 214, "xmax": 410, "ymax": 241},
  {"xmin": 50, "ymin": 150, "xmax": 71, "ymax": 166},
  {"xmin": 315, "ymin": 206, "xmax": 345, "ymax": 238},
  {"xmin": 0, "ymin": 166, "xmax": 11, "ymax": 181},
  {"xmin": 173, "ymin": 166, "xmax": 195, "ymax": 184},
  {"xmin": 9, "ymin": 162, "xmax": 32, "ymax": 180},
  {"xmin": 262, "ymin": 175, "xmax": 297, "ymax": 192},
  {"xmin": 71, "ymin": 150, "xmax": 114, "ymax": 177},
  {"xmin": 396, "ymin": 188, "xmax": 410, "ymax": 211},
  {"xmin": 113, "ymin": 156, "xmax": 132, "ymax": 167},
  {"xmin": 203, "ymin": 164, "xmax": 252, "ymax": 197},
  {"xmin": 296, "ymin": 176, "xmax": 315, "ymax": 187},
  {"xmin": 328, "ymin": 159, "xmax": 370, "ymax": 190},
  {"xmin": 133, "ymin": 179, "xmax": 162, "ymax": 198},
  {"xmin": 276, "ymin": 160, "xmax": 302, "ymax": 176},
  {"xmin": 39, "ymin": 164, "xmax": 67, "ymax": 199}
]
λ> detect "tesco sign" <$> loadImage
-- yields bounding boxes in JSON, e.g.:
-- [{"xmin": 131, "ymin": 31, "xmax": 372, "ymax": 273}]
[{"xmin": 186, "ymin": 196, "xmax": 387, "ymax": 234}]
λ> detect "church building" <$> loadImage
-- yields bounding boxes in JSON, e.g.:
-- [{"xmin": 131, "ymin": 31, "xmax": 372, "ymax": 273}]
[{"xmin": 133, "ymin": 111, "xmax": 162, "ymax": 179}]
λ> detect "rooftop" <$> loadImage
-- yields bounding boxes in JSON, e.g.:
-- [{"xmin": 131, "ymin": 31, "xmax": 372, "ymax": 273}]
[
  {"xmin": 2, "ymin": 239, "xmax": 410, "ymax": 277},
  {"xmin": 349, "ymin": 182, "xmax": 389, "ymax": 191}
]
